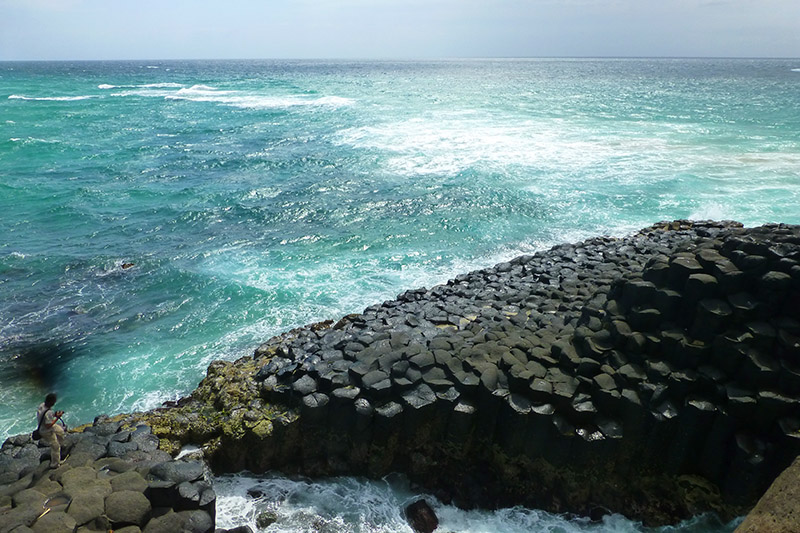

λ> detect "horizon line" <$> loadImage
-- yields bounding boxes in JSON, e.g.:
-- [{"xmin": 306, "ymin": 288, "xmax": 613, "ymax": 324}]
[{"xmin": 2, "ymin": 55, "xmax": 799, "ymax": 63}]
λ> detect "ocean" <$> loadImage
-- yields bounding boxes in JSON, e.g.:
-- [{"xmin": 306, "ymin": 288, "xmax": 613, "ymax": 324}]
[{"xmin": 2, "ymin": 58, "xmax": 798, "ymax": 532}]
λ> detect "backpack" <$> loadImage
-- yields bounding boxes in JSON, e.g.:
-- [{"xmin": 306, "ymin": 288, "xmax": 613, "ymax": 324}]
[{"xmin": 32, "ymin": 409, "xmax": 49, "ymax": 440}]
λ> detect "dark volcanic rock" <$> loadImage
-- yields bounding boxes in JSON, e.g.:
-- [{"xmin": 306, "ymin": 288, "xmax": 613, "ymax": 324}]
[
  {"xmin": 405, "ymin": 499, "xmax": 439, "ymax": 533},
  {"xmin": 218, "ymin": 221, "xmax": 798, "ymax": 525},
  {"xmin": 7, "ymin": 219, "xmax": 797, "ymax": 530}
]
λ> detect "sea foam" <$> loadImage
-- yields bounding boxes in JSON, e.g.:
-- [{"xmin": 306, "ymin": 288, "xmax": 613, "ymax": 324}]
[
  {"xmin": 164, "ymin": 85, "xmax": 353, "ymax": 109},
  {"xmin": 100, "ymin": 82, "xmax": 184, "ymax": 90},
  {"xmin": 8, "ymin": 94, "xmax": 98, "ymax": 101},
  {"xmin": 212, "ymin": 473, "xmax": 741, "ymax": 533}
]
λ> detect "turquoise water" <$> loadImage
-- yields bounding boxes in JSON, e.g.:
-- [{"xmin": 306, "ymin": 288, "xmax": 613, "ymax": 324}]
[{"xmin": 1, "ymin": 59, "xmax": 798, "ymax": 532}]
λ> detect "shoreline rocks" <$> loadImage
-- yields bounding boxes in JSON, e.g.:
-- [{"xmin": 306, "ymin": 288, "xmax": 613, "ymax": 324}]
[
  {"xmin": 3, "ymin": 220, "xmax": 800, "ymax": 528},
  {"xmin": 0, "ymin": 416, "xmax": 217, "ymax": 533}
]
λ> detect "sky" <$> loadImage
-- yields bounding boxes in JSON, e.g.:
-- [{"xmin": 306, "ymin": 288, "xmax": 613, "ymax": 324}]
[{"xmin": 0, "ymin": 0, "xmax": 798, "ymax": 60}]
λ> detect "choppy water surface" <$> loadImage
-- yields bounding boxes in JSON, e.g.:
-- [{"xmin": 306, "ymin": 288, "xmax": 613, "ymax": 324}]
[
  {"xmin": 213, "ymin": 473, "xmax": 741, "ymax": 533},
  {"xmin": 1, "ymin": 59, "xmax": 798, "ymax": 532}
]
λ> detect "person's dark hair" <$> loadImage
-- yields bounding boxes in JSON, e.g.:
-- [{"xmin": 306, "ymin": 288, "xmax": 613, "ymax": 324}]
[{"xmin": 44, "ymin": 393, "xmax": 57, "ymax": 407}]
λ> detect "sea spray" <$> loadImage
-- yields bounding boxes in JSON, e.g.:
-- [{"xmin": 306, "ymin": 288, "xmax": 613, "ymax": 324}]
[{"xmin": 212, "ymin": 473, "xmax": 742, "ymax": 533}]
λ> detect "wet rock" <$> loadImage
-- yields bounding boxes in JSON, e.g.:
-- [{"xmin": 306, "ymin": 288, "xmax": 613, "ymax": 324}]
[
  {"xmin": 405, "ymin": 499, "xmax": 439, "ymax": 533},
  {"xmin": 255, "ymin": 511, "xmax": 278, "ymax": 529}
]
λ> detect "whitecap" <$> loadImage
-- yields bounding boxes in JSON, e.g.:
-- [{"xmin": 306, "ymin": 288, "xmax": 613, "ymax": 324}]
[
  {"xmin": 8, "ymin": 94, "xmax": 98, "ymax": 101},
  {"xmin": 791, "ymin": 68, "xmax": 800, "ymax": 72},
  {"xmin": 138, "ymin": 82, "xmax": 184, "ymax": 88},
  {"xmin": 227, "ymin": 95, "xmax": 354, "ymax": 109},
  {"xmin": 165, "ymin": 90, "xmax": 354, "ymax": 110},
  {"xmin": 181, "ymin": 84, "xmax": 220, "ymax": 92},
  {"xmin": 100, "ymin": 82, "xmax": 182, "ymax": 91},
  {"xmin": 688, "ymin": 202, "xmax": 732, "ymax": 221},
  {"xmin": 8, "ymin": 136, "xmax": 60, "ymax": 144}
]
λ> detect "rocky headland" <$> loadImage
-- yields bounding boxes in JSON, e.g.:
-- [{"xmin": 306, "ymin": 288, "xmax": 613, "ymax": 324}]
[{"xmin": 2, "ymin": 220, "xmax": 800, "ymax": 532}]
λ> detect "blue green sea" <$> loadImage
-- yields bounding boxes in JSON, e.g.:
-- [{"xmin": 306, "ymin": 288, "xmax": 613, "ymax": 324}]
[{"xmin": 2, "ymin": 58, "xmax": 799, "ymax": 531}]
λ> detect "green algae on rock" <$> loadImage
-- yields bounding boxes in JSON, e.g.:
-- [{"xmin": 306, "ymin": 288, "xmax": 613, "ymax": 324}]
[{"xmin": 5, "ymin": 220, "xmax": 799, "ymax": 529}]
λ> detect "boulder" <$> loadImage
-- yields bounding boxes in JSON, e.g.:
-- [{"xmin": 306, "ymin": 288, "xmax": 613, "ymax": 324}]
[
  {"xmin": 405, "ymin": 499, "xmax": 439, "ymax": 533},
  {"xmin": 67, "ymin": 488, "xmax": 105, "ymax": 526},
  {"xmin": 30, "ymin": 511, "xmax": 76, "ymax": 533},
  {"xmin": 105, "ymin": 490, "xmax": 152, "ymax": 527},
  {"xmin": 148, "ymin": 461, "xmax": 204, "ymax": 485}
]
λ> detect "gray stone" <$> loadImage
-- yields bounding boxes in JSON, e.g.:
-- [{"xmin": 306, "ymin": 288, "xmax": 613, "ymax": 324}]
[
  {"xmin": 57, "ymin": 466, "xmax": 100, "ymax": 491},
  {"xmin": 300, "ymin": 392, "xmax": 330, "ymax": 424},
  {"xmin": 114, "ymin": 527, "xmax": 143, "ymax": 533},
  {"xmin": 621, "ymin": 280, "xmax": 657, "ymax": 309},
  {"xmin": 67, "ymin": 488, "xmax": 105, "ymax": 526},
  {"xmin": 691, "ymin": 298, "xmax": 732, "ymax": 340},
  {"xmin": 685, "ymin": 273, "xmax": 719, "ymax": 301},
  {"xmin": 362, "ymin": 370, "xmax": 390, "ymax": 388},
  {"xmin": 628, "ymin": 307, "xmax": 661, "ymax": 332},
  {"xmin": 11, "ymin": 489, "xmax": 47, "ymax": 509},
  {"xmin": 30, "ymin": 511, "xmax": 76, "ymax": 533},
  {"xmin": 256, "ymin": 511, "xmax": 278, "ymax": 529},
  {"xmin": 110, "ymin": 470, "xmax": 149, "ymax": 493},
  {"xmin": 148, "ymin": 461, "xmax": 204, "ymax": 484},
  {"xmin": 617, "ymin": 364, "xmax": 646, "ymax": 382},
  {"xmin": 760, "ymin": 270, "xmax": 792, "ymax": 292},
  {"xmin": 291, "ymin": 375, "xmax": 318, "ymax": 396},
  {"xmin": 108, "ymin": 440, "xmax": 140, "ymax": 458},
  {"xmin": 134, "ymin": 434, "xmax": 160, "ymax": 453},
  {"xmin": 529, "ymin": 378, "xmax": 553, "ymax": 401},
  {"xmin": 105, "ymin": 490, "xmax": 151, "ymax": 526},
  {"xmin": 669, "ymin": 255, "xmax": 704, "ymax": 287}
]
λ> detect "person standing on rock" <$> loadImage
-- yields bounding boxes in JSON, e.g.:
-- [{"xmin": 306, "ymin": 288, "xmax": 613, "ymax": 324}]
[{"xmin": 36, "ymin": 393, "xmax": 65, "ymax": 467}]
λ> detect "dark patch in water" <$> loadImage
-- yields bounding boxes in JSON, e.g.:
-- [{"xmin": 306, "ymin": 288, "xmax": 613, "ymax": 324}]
[{"xmin": 0, "ymin": 339, "xmax": 82, "ymax": 392}]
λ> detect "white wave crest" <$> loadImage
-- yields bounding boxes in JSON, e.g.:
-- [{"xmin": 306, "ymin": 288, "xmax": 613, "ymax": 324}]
[
  {"xmin": 791, "ymin": 68, "xmax": 800, "ymax": 72},
  {"xmin": 8, "ymin": 136, "xmax": 60, "ymax": 144},
  {"xmin": 139, "ymin": 82, "xmax": 184, "ymax": 88},
  {"xmin": 334, "ymin": 116, "xmax": 684, "ymax": 179},
  {"xmin": 688, "ymin": 202, "xmax": 731, "ymax": 221},
  {"xmin": 100, "ymin": 82, "xmax": 184, "ymax": 90},
  {"xmin": 166, "ymin": 89, "xmax": 353, "ymax": 109},
  {"xmin": 9, "ymin": 94, "xmax": 98, "ymax": 101},
  {"xmin": 179, "ymin": 84, "xmax": 221, "ymax": 93}
]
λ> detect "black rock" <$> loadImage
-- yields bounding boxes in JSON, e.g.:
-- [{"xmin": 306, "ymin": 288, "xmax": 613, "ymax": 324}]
[{"xmin": 405, "ymin": 499, "xmax": 439, "ymax": 533}]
